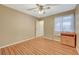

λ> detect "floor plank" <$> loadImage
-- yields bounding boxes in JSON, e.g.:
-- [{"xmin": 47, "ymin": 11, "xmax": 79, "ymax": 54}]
[{"xmin": 0, "ymin": 37, "xmax": 78, "ymax": 55}]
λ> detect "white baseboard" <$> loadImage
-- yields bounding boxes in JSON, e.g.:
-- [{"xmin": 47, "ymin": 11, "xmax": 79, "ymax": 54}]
[
  {"xmin": 0, "ymin": 36, "xmax": 50, "ymax": 49},
  {"xmin": 43, "ymin": 36, "xmax": 52, "ymax": 40},
  {"xmin": 0, "ymin": 36, "xmax": 36, "ymax": 49},
  {"xmin": 43, "ymin": 36, "xmax": 60, "ymax": 42}
]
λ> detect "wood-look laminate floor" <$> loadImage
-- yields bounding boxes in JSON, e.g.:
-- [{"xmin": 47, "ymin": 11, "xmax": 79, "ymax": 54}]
[{"xmin": 0, "ymin": 37, "xmax": 78, "ymax": 55}]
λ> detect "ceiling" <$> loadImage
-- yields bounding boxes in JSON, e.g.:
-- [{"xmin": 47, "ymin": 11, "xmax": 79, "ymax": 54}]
[{"xmin": 3, "ymin": 4, "xmax": 76, "ymax": 18}]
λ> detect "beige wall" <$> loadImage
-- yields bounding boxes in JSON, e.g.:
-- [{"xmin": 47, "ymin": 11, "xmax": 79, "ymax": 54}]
[
  {"xmin": 43, "ymin": 16, "xmax": 55, "ymax": 39},
  {"xmin": 75, "ymin": 5, "xmax": 79, "ymax": 51},
  {"xmin": 43, "ymin": 10, "xmax": 75, "ymax": 41},
  {"xmin": 0, "ymin": 5, "xmax": 37, "ymax": 47}
]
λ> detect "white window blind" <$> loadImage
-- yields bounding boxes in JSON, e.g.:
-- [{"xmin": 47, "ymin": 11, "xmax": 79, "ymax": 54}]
[
  {"xmin": 62, "ymin": 14, "xmax": 74, "ymax": 32},
  {"xmin": 54, "ymin": 14, "xmax": 74, "ymax": 35},
  {"xmin": 54, "ymin": 16, "xmax": 62, "ymax": 33}
]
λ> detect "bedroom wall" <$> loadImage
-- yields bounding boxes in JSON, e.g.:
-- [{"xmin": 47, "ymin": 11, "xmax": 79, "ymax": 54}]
[
  {"xmin": 0, "ymin": 5, "xmax": 37, "ymax": 47},
  {"xmin": 42, "ymin": 10, "xmax": 75, "ymax": 41},
  {"xmin": 42, "ymin": 16, "xmax": 55, "ymax": 40},
  {"xmin": 75, "ymin": 5, "xmax": 79, "ymax": 53}
]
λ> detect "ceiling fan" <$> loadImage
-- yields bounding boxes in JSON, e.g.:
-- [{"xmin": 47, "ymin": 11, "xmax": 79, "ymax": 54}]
[{"xmin": 26, "ymin": 4, "xmax": 58, "ymax": 14}]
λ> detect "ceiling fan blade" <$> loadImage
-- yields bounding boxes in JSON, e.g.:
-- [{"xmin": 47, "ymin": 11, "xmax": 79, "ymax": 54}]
[
  {"xmin": 36, "ymin": 4, "xmax": 40, "ymax": 6},
  {"xmin": 42, "ymin": 7, "xmax": 51, "ymax": 10},
  {"xmin": 36, "ymin": 4, "xmax": 42, "ymax": 6},
  {"xmin": 44, "ymin": 4, "xmax": 59, "ymax": 6},
  {"xmin": 36, "ymin": 4, "xmax": 44, "ymax": 7},
  {"xmin": 26, "ymin": 7, "xmax": 38, "ymax": 10},
  {"xmin": 45, "ymin": 7, "xmax": 50, "ymax": 9}
]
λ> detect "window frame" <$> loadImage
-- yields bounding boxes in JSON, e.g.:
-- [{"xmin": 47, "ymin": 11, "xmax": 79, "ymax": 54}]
[{"xmin": 54, "ymin": 14, "xmax": 75, "ymax": 36}]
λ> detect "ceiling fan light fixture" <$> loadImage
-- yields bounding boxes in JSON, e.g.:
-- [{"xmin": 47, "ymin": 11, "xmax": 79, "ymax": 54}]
[{"xmin": 38, "ymin": 10, "xmax": 44, "ymax": 14}]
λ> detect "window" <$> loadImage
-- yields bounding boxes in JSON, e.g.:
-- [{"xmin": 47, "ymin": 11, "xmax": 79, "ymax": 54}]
[
  {"xmin": 54, "ymin": 16, "xmax": 62, "ymax": 33},
  {"xmin": 54, "ymin": 14, "xmax": 74, "ymax": 35},
  {"xmin": 62, "ymin": 14, "xmax": 74, "ymax": 32}
]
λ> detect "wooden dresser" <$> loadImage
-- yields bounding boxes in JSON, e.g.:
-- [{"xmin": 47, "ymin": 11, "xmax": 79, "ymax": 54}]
[{"xmin": 61, "ymin": 32, "xmax": 76, "ymax": 48}]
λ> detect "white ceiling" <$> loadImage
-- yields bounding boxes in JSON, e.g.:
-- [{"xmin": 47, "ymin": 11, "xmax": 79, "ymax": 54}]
[{"xmin": 3, "ymin": 4, "xmax": 76, "ymax": 18}]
